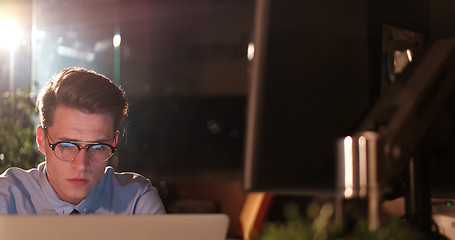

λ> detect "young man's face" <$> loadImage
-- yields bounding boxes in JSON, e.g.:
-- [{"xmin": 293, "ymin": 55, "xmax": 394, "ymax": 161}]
[{"xmin": 36, "ymin": 105, "xmax": 117, "ymax": 205}]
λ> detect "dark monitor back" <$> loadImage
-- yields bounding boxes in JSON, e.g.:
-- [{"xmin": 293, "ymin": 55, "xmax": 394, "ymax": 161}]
[{"xmin": 243, "ymin": 0, "xmax": 371, "ymax": 195}]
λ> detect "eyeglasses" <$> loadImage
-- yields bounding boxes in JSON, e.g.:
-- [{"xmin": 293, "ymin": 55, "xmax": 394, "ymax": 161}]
[{"xmin": 47, "ymin": 135, "xmax": 116, "ymax": 163}]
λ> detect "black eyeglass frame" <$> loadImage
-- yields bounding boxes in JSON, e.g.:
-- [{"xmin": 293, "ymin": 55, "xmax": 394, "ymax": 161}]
[{"xmin": 47, "ymin": 138, "xmax": 117, "ymax": 163}]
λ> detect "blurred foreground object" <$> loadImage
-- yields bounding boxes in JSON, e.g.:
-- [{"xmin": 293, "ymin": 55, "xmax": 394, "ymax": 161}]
[{"xmin": 257, "ymin": 201, "xmax": 419, "ymax": 240}]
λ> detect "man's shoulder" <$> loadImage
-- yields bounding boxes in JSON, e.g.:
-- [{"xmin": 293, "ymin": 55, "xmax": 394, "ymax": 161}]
[
  {"xmin": 0, "ymin": 166, "xmax": 40, "ymax": 185},
  {"xmin": 104, "ymin": 166, "xmax": 153, "ymax": 187},
  {"xmin": 0, "ymin": 165, "xmax": 42, "ymax": 200},
  {"xmin": 95, "ymin": 167, "xmax": 164, "ymax": 214}
]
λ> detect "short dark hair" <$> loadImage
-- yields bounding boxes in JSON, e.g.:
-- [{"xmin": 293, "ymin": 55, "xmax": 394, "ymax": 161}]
[{"xmin": 36, "ymin": 67, "xmax": 129, "ymax": 132}]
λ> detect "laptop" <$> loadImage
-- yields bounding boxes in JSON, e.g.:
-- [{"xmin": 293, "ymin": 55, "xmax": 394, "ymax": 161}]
[{"xmin": 0, "ymin": 214, "xmax": 229, "ymax": 240}]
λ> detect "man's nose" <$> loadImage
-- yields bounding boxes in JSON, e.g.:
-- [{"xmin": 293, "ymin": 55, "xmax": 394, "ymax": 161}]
[{"xmin": 72, "ymin": 149, "xmax": 90, "ymax": 170}]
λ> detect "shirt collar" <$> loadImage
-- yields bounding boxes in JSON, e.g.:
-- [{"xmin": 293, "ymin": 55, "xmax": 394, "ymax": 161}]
[{"xmin": 38, "ymin": 162, "xmax": 108, "ymax": 215}]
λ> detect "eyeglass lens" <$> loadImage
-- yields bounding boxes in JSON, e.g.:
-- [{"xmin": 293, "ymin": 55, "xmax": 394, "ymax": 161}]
[{"xmin": 54, "ymin": 142, "xmax": 113, "ymax": 162}]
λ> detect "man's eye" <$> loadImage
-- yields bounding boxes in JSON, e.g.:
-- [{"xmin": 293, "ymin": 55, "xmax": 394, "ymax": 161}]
[
  {"xmin": 90, "ymin": 144, "xmax": 105, "ymax": 150},
  {"xmin": 59, "ymin": 142, "xmax": 76, "ymax": 148}
]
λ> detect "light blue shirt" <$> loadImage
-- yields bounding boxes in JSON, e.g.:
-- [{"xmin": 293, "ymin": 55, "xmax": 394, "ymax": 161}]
[{"xmin": 0, "ymin": 162, "xmax": 166, "ymax": 215}]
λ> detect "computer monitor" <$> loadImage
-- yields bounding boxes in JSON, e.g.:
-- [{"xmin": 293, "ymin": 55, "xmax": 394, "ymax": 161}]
[
  {"xmin": 0, "ymin": 214, "xmax": 229, "ymax": 240},
  {"xmin": 243, "ymin": 0, "xmax": 370, "ymax": 195},
  {"xmin": 243, "ymin": 0, "xmax": 455, "ymax": 202}
]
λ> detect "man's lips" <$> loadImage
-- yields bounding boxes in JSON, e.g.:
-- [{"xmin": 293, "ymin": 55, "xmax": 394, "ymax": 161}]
[{"xmin": 67, "ymin": 178, "xmax": 89, "ymax": 186}]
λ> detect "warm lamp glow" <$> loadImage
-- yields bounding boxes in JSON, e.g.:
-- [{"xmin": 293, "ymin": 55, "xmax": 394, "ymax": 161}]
[
  {"xmin": 247, "ymin": 42, "xmax": 255, "ymax": 61},
  {"xmin": 358, "ymin": 136, "xmax": 367, "ymax": 197}
]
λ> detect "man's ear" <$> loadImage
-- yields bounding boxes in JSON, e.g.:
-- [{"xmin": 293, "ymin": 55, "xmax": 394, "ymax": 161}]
[
  {"xmin": 113, "ymin": 131, "xmax": 119, "ymax": 147},
  {"xmin": 36, "ymin": 126, "xmax": 46, "ymax": 154}
]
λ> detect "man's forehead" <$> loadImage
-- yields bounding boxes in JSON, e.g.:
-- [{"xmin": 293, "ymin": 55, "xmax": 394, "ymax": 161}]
[{"xmin": 47, "ymin": 106, "xmax": 115, "ymax": 141}]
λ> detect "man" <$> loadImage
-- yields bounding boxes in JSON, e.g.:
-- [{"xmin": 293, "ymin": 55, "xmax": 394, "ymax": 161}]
[{"xmin": 0, "ymin": 67, "xmax": 165, "ymax": 215}]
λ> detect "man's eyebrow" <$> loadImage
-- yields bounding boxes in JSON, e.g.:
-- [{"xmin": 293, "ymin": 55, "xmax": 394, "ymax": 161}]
[{"xmin": 52, "ymin": 137, "xmax": 75, "ymax": 142}]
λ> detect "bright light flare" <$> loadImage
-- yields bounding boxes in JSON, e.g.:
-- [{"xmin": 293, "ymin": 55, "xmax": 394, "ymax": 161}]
[
  {"xmin": 113, "ymin": 34, "xmax": 121, "ymax": 48},
  {"xmin": 0, "ymin": 18, "xmax": 22, "ymax": 49},
  {"xmin": 247, "ymin": 42, "xmax": 255, "ymax": 61},
  {"xmin": 393, "ymin": 48, "xmax": 413, "ymax": 74},
  {"xmin": 343, "ymin": 136, "xmax": 353, "ymax": 198},
  {"xmin": 406, "ymin": 49, "xmax": 413, "ymax": 62}
]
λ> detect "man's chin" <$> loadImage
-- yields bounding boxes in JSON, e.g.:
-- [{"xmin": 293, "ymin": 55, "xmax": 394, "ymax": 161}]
[{"xmin": 66, "ymin": 193, "xmax": 89, "ymax": 205}]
